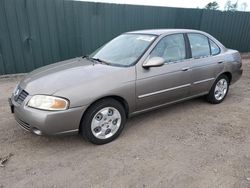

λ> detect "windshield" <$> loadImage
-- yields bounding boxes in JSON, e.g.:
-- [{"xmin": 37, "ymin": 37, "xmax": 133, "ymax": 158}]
[{"xmin": 90, "ymin": 34, "xmax": 156, "ymax": 66}]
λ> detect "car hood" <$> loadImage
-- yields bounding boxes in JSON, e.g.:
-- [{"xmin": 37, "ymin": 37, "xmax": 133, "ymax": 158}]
[{"xmin": 19, "ymin": 57, "xmax": 133, "ymax": 95}]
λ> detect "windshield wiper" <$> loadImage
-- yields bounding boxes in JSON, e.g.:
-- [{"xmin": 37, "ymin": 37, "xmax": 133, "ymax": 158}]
[
  {"xmin": 83, "ymin": 56, "xmax": 110, "ymax": 65},
  {"xmin": 91, "ymin": 57, "xmax": 110, "ymax": 65}
]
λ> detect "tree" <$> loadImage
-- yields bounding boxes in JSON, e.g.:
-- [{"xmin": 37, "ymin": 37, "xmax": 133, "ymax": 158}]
[
  {"xmin": 241, "ymin": 2, "xmax": 248, "ymax": 11},
  {"xmin": 205, "ymin": 1, "xmax": 219, "ymax": 10},
  {"xmin": 224, "ymin": 0, "xmax": 238, "ymax": 11}
]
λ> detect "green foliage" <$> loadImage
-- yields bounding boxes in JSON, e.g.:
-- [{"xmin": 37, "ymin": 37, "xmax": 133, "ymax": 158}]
[
  {"xmin": 205, "ymin": 1, "xmax": 219, "ymax": 10},
  {"xmin": 224, "ymin": 0, "xmax": 238, "ymax": 11}
]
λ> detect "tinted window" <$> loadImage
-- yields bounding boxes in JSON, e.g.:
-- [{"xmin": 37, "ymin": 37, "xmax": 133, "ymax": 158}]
[
  {"xmin": 150, "ymin": 34, "xmax": 186, "ymax": 63},
  {"xmin": 188, "ymin": 34, "xmax": 210, "ymax": 58},
  {"xmin": 209, "ymin": 39, "xmax": 220, "ymax": 55}
]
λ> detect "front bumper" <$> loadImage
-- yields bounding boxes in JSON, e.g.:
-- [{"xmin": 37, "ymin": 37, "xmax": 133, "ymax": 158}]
[{"xmin": 9, "ymin": 95, "xmax": 87, "ymax": 135}]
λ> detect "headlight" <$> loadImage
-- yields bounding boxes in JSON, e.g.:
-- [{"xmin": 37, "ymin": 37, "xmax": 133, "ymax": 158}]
[{"xmin": 27, "ymin": 95, "xmax": 69, "ymax": 111}]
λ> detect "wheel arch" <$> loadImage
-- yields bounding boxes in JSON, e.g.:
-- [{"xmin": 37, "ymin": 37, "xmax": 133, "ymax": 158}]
[
  {"xmin": 206, "ymin": 72, "xmax": 231, "ymax": 104},
  {"xmin": 208, "ymin": 71, "xmax": 232, "ymax": 95},
  {"xmin": 214, "ymin": 71, "xmax": 232, "ymax": 84},
  {"xmin": 222, "ymin": 72, "xmax": 232, "ymax": 84},
  {"xmin": 79, "ymin": 95, "xmax": 129, "ymax": 133}
]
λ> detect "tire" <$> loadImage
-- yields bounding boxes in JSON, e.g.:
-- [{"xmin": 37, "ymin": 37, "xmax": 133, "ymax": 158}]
[
  {"xmin": 80, "ymin": 98, "xmax": 126, "ymax": 145},
  {"xmin": 206, "ymin": 74, "xmax": 229, "ymax": 104}
]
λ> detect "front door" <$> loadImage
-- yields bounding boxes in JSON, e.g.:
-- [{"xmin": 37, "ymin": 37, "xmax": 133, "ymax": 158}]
[{"xmin": 135, "ymin": 34, "xmax": 193, "ymax": 111}]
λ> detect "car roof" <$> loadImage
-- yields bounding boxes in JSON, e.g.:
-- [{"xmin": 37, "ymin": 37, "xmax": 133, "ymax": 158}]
[
  {"xmin": 127, "ymin": 29, "xmax": 204, "ymax": 36},
  {"xmin": 127, "ymin": 28, "xmax": 227, "ymax": 51}
]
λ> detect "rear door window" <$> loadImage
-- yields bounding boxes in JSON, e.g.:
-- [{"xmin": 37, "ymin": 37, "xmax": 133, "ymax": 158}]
[{"xmin": 188, "ymin": 33, "xmax": 210, "ymax": 58}]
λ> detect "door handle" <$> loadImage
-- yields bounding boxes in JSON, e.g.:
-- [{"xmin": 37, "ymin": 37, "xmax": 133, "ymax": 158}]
[
  {"xmin": 181, "ymin": 67, "xmax": 190, "ymax": 71},
  {"xmin": 217, "ymin": 61, "xmax": 224, "ymax": 64}
]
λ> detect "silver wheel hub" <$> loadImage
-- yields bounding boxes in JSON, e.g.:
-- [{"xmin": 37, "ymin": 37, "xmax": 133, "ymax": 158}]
[
  {"xmin": 214, "ymin": 78, "xmax": 228, "ymax": 101},
  {"xmin": 91, "ymin": 107, "xmax": 121, "ymax": 139}
]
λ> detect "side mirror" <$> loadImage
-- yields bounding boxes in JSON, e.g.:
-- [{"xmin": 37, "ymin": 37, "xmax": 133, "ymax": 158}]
[{"xmin": 143, "ymin": 57, "xmax": 165, "ymax": 68}]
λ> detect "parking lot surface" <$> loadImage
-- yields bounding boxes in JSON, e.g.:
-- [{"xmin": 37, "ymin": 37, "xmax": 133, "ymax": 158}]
[{"xmin": 0, "ymin": 58, "xmax": 250, "ymax": 188}]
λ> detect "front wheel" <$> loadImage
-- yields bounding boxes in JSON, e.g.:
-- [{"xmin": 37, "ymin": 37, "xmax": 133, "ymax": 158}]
[
  {"xmin": 206, "ymin": 75, "xmax": 229, "ymax": 104},
  {"xmin": 80, "ymin": 98, "xmax": 126, "ymax": 145}
]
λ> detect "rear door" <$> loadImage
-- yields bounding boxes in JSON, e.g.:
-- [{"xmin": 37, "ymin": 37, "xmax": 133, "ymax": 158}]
[{"xmin": 187, "ymin": 33, "xmax": 224, "ymax": 96}]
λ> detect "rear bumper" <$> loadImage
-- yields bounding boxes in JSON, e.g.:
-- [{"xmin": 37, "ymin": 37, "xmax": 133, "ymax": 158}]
[
  {"xmin": 231, "ymin": 68, "xmax": 243, "ymax": 84},
  {"xmin": 9, "ymin": 96, "xmax": 87, "ymax": 135}
]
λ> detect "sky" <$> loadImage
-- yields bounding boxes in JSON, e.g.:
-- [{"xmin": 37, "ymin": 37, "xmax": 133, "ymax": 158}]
[{"xmin": 77, "ymin": 0, "xmax": 250, "ymax": 11}]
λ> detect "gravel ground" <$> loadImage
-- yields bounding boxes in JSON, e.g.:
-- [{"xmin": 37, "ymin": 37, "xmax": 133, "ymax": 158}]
[{"xmin": 0, "ymin": 59, "xmax": 250, "ymax": 188}]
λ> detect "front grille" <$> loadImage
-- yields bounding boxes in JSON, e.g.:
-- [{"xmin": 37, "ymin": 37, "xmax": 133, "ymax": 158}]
[{"xmin": 14, "ymin": 88, "xmax": 29, "ymax": 105}]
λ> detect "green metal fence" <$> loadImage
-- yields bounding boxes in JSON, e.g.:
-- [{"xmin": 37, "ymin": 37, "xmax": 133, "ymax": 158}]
[{"xmin": 1, "ymin": 0, "xmax": 250, "ymax": 75}]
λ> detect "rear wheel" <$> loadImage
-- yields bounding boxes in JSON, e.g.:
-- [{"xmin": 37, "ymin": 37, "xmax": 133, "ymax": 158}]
[
  {"xmin": 206, "ymin": 74, "xmax": 229, "ymax": 104},
  {"xmin": 80, "ymin": 98, "xmax": 126, "ymax": 144}
]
